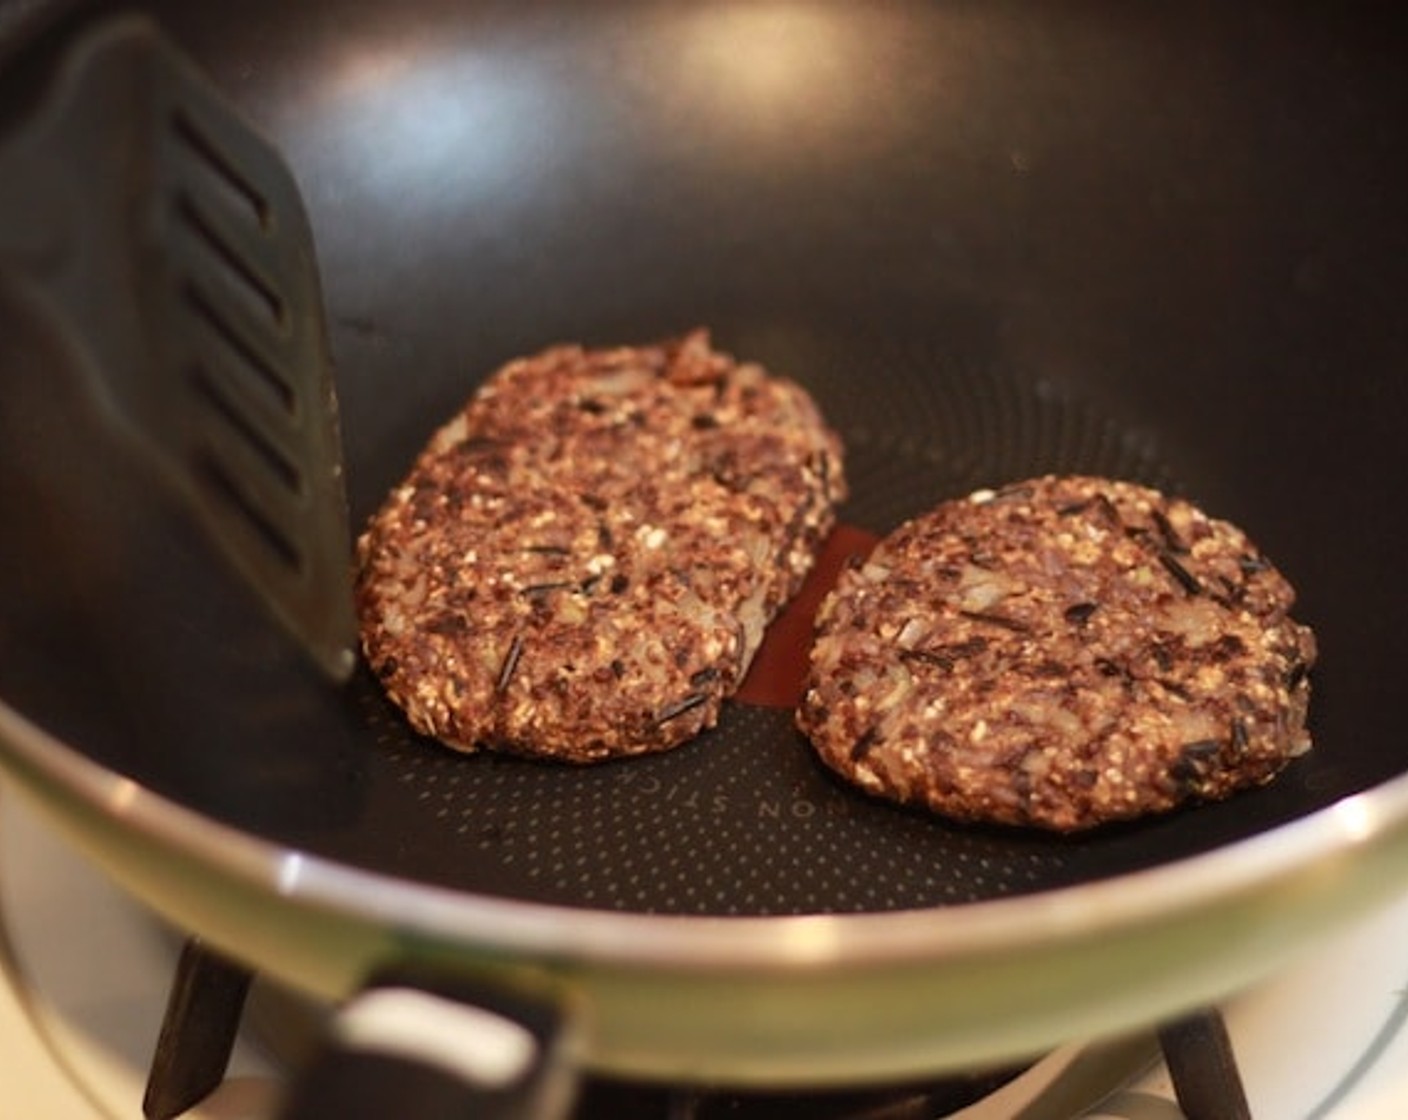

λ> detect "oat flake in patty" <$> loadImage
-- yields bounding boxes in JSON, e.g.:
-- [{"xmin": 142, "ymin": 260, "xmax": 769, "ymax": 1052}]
[
  {"xmin": 356, "ymin": 330, "xmax": 845, "ymax": 762},
  {"xmin": 797, "ymin": 475, "xmax": 1316, "ymax": 831}
]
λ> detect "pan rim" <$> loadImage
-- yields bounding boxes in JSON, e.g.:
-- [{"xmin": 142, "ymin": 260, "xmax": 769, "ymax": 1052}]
[{"xmin": 4, "ymin": 694, "xmax": 1408, "ymax": 975}]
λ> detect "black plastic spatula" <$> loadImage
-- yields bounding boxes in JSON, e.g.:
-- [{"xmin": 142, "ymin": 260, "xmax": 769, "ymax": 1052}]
[
  {"xmin": 0, "ymin": 13, "xmax": 355, "ymax": 681},
  {"xmin": 0, "ymin": 16, "xmax": 574, "ymax": 1119}
]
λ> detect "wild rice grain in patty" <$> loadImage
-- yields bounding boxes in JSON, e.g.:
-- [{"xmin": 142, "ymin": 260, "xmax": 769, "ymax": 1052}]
[
  {"xmin": 797, "ymin": 475, "xmax": 1315, "ymax": 831},
  {"xmin": 357, "ymin": 330, "xmax": 845, "ymax": 762}
]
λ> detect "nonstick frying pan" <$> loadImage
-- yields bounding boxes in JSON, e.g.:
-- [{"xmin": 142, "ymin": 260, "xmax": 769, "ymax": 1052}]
[{"xmin": 3, "ymin": 0, "xmax": 1408, "ymax": 1111}]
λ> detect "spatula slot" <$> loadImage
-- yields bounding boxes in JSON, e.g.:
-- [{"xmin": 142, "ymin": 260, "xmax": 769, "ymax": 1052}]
[
  {"xmin": 182, "ymin": 281, "xmax": 296, "ymax": 414},
  {"xmin": 170, "ymin": 106, "xmax": 270, "ymax": 231},
  {"xmin": 189, "ymin": 362, "xmax": 303, "ymax": 493},
  {"xmin": 194, "ymin": 449, "xmax": 305, "ymax": 574},
  {"xmin": 175, "ymin": 191, "xmax": 285, "ymax": 328}
]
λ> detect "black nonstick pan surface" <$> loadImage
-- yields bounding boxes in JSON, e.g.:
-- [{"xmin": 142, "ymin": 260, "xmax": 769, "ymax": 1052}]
[{"xmin": 4, "ymin": 0, "xmax": 1408, "ymax": 1089}]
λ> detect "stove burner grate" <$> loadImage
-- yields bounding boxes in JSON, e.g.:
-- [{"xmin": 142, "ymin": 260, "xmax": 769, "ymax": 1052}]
[{"xmin": 142, "ymin": 938, "xmax": 1250, "ymax": 1120}]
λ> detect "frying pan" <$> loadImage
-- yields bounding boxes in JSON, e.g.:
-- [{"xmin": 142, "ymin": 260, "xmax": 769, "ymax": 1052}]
[{"xmin": 3, "ymin": 0, "xmax": 1408, "ymax": 1112}]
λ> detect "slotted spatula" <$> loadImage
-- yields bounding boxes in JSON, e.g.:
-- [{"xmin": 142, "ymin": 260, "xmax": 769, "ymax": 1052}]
[
  {"xmin": 0, "ymin": 17, "xmax": 578, "ymax": 1119},
  {"xmin": 0, "ymin": 12, "xmax": 355, "ymax": 681}
]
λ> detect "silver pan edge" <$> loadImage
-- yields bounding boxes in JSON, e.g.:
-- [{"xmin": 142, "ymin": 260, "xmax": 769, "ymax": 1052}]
[{"xmin": 4, "ymin": 695, "xmax": 1408, "ymax": 1086}]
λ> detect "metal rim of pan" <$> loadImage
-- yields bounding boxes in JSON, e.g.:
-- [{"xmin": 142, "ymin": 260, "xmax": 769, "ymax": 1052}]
[{"xmin": 2, "ymin": 691, "xmax": 1404, "ymax": 971}]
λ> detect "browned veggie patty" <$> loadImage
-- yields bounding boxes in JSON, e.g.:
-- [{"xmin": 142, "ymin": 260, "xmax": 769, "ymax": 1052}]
[
  {"xmin": 797, "ymin": 476, "xmax": 1315, "ymax": 831},
  {"xmin": 356, "ymin": 331, "xmax": 845, "ymax": 761}
]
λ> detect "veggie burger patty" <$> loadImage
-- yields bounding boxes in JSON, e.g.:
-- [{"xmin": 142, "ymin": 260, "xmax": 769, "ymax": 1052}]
[
  {"xmin": 797, "ymin": 475, "xmax": 1315, "ymax": 831},
  {"xmin": 357, "ymin": 330, "xmax": 845, "ymax": 762}
]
